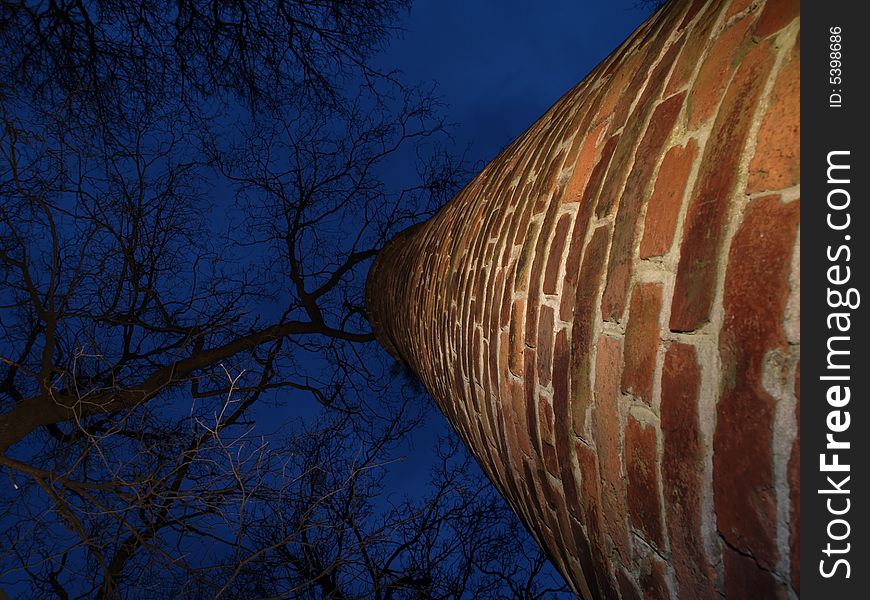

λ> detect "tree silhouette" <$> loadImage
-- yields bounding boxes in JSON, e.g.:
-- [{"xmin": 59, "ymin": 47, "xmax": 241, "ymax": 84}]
[{"xmin": 0, "ymin": 1, "xmax": 570, "ymax": 597}]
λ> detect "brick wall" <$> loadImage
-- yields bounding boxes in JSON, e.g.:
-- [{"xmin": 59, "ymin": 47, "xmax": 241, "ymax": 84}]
[{"xmin": 365, "ymin": 0, "xmax": 800, "ymax": 597}]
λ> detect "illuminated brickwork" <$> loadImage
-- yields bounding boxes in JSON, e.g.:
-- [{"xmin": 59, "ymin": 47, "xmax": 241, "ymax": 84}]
[{"xmin": 367, "ymin": 0, "xmax": 800, "ymax": 596}]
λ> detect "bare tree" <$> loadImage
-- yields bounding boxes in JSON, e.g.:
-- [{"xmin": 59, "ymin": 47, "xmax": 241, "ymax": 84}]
[{"xmin": 0, "ymin": 1, "xmax": 570, "ymax": 598}]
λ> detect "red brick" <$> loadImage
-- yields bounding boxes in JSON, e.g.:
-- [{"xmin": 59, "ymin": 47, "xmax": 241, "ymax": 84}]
[
  {"xmin": 584, "ymin": 133, "xmax": 622, "ymax": 218},
  {"xmin": 365, "ymin": 0, "xmax": 801, "ymax": 593},
  {"xmin": 542, "ymin": 441, "xmax": 560, "ymax": 479},
  {"xmin": 621, "ymin": 283, "xmax": 663, "ymax": 404},
  {"xmin": 576, "ymin": 440, "xmax": 617, "ymax": 597},
  {"xmin": 755, "ymin": 0, "xmax": 799, "ymax": 38},
  {"xmin": 595, "ymin": 52, "xmax": 684, "ymax": 223},
  {"xmin": 592, "ymin": 335, "xmax": 632, "ymax": 561},
  {"xmin": 570, "ymin": 225, "xmax": 611, "ymax": 436},
  {"xmin": 600, "ymin": 93, "xmax": 684, "ymax": 322},
  {"xmin": 543, "ymin": 214, "xmax": 572, "ymax": 294},
  {"xmin": 687, "ymin": 15, "xmax": 753, "ymax": 129},
  {"xmin": 617, "ymin": 568, "xmax": 641, "ymax": 600},
  {"xmin": 561, "ymin": 88, "xmax": 605, "ymax": 171},
  {"xmin": 625, "ymin": 415, "xmax": 665, "ymax": 550},
  {"xmin": 470, "ymin": 328, "xmax": 482, "ymax": 409},
  {"xmin": 714, "ymin": 195, "xmax": 799, "ymax": 570},
  {"xmin": 538, "ymin": 395, "xmax": 555, "ymax": 445},
  {"xmin": 499, "ymin": 329, "xmax": 510, "ymax": 380},
  {"xmin": 595, "ymin": 50, "xmax": 644, "ymax": 123},
  {"xmin": 748, "ymin": 36, "xmax": 800, "ymax": 193},
  {"xmin": 789, "ymin": 361, "xmax": 800, "ymax": 594},
  {"xmin": 498, "ymin": 271, "xmax": 512, "ymax": 327},
  {"xmin": 552, "ymin": 329, "xmax": 583, "ymax": 519},
  {"xmin": 567, "ymin": 515, "xmax": 610, "ymax": 600},
  {"xmin": 611, "ymin": 22, "xmax": 674, "ymax": 128},
  {"xmin": 670, "ymin": 39, "xmax": 774, "ymax": 332},
  {"xmin": 559, "ymin": 216, "xmax": 586, "ymax": 322},
  {"xmin": 562, "ymin": 120, "xmax": 609, "ymax": 203},
  {"xmin": 510, "ymin": 379, "xmax": 531, "ymax": 457},
  {"xmin": 521, "ymin": 458, "xmax": 548, "ymax": 520},
  {"xmin": 524, "ymin": 347, "xmax": 541, "ymax": 456},
  {"xmin": 724, "ymin": 0, "xmax": 755, "ymax": 19},
  {"xmin": 677, "ymin": 0, "xmax": 708, "ymax": 32},
  {"xmin": 661, "ymin": 343, "xmax": 717, "ymax": 599},
  {"xmin": 514, "ymin": 220, "xmax": 541, "ymax": 291},
  {"xmin": 665, "ymin": 0, "xmax": 725, "ymax": 95},
  {"xmin": 558, "ymin": 134, "xmax": 619, "ymax": 323},
  {"xmin": 535, "ymin": 148, "xmax": 566, "ymax": 203},
  {"xmin": 512, "ymin": 197, "xmax": 532, "ymax": 246},
  {"xmin": 640, "ymin": 139, "xmax": 698, "ymax": 258},
  {"xmin": 723, "ymin": 545, "xmax": 788, "ymax": 599},
  {"xmin": 536, "ymin": 305, "xmax": 555, "ymax": 386},
  {"xmin": 525, "ymin": 200, "xmax": 562, "ymax": 353},
  {"xmin": 639, "ymin": 554, "xmax": 671, "ymax": 600},
  {"xmin": 508, "ymin": 299, "xmax": 525, "ymax": 376}
]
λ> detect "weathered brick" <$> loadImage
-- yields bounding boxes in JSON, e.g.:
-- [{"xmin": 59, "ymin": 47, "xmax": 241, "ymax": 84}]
[
  {"xmin": 538, "ymin": 395, "xmax": 555, "ymax": 445},
  {"xmin": 568, "ymin": 514, "xmax": 607, "ymax": 600},
  {"xmin": 595, "ymin": 66, "xmax": 684, "ymax": 223},
  {"xmin": 639, "ymin": 554, "xmax": 671, "ymax": 600},
  {"xmin": 671, "ymin": 39, "xmax": 774, "ymax": 331},
  {"xmin": 596, "ymin": 49, "xmax": 644, "ymax": 123},
  {"xmin": 542, "ymin": 441, "xmax": 560, "ymax": 478},
  {"xmin": 570, "ymin": 225, "xmax": 611, "ymax": 436},
  {"xmin": 524, "ymin": 205, "xmax": 562, "ymax": 399},
  {"xmin": 365, "ymin": 1, "xmax": 801, "ymax": 595},
  {"xmin": 524, "ymin": 348, "xmax": 541, "ymax": 457},
  {"xmin": 542, "ymin": 214, "xmax": 572, "ymax": 294},
  {"xmin": 559, "ymin": 134, "xmax": 620, "ymax": 322},
  {"xmin": 593, "ymin": 335, "xmax": 632, "ymax": 561},
  {"xmin": 561, "ymin": 90, "xmax": 606, "ymax": 171},
  {"xmin": 510, "ymin": 379, "xmax": 531, "ymax": 457},
  {"xmin": 754, "ymin": 0, "xmax": 799, "ymax": 38},
  {"xmin": 537, "ymin": 305, "xmax": 555, "ymax": 386},
  {"xmin": 611, "ymin": 21, "xmax": 673, "ymax": 128},
  {"xmin": 621, "ymin": 283, "xmax": 663, "ymax": 404},
  {"xmin": 514, "ymin": 220, "xmax": 541, "ymax": 291},
  {"xmin": 714, "ymin": 195, "xmax": 799, "ymax": 571},
  {"xmin": 584, "ymin": 133, "xmax": 622, "ymax": 218},
  {"xmin": 508, "ymin": 299, "xmax": 525, "ymax": 376},
  {"xmin": 562, "ymin": 120, "xmax": 609, "ymax": 203},
  {"xmin": 576, "ymin": 440, "xmax": 617, "ymax": 597},
  {"xmin": 687, "ymin": 15, "xmax": 753, "ymax": 128},
  {"xmin": 677, "ymin": 0, "xmax": 708, "ymax": 32},
  {"xmin": 748, "ymin": 36, "xmax": 800, "ymax": 193},
  {"xmin": 559, "ymin": 214, "xmax": 586, "ymax": 322},
  {"xmin": 724, "ymin": 0, "xmax": 755, "ymax": 20},
  {"xmin": 600, "ymin": 93, "xmax": 685, "ymax": 321},
  {"xmin": 723, "ymin": 545, "xmax": 788, "ymax": 599},
  {"xmin": 665, "ymin": 0, "xmax": 724, "ymax": 94},
  {"xmin": 661, "ymin": 343, "xmax": 717, "ymax": 599},
  {"xmin": 498, "ymin": 270, "xmax": 512, "ymax": 327},
  {"xmin": 640, "ymin": 140, "xmax": 698, "ymax": 258},
  {"xmin": 617, "ymin": 569, "xmax": 642, "ymax": 600},
  {"xmin": 552, "ymin": 329, "xmax": 583, "ymax": 521},
  {"xmin": 625, "ymin": 415, "xmax": 665, "ymax": 550}
]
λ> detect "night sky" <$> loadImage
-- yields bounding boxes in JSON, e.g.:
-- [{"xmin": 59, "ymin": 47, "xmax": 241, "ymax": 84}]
[{"xmin": 379, "ymin": 0, "xmax": 652, "ymax": 165}]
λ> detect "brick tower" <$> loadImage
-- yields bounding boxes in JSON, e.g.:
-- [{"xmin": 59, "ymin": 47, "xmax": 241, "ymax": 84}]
[{"xmin": 366, "ymin": 0, "xmax": 800, "ymax": 597}]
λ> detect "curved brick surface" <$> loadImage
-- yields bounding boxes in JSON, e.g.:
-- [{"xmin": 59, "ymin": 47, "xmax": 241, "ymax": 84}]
[{"xmin": 366, "ymin": 0, "xmax": 800, "ymax": 596}]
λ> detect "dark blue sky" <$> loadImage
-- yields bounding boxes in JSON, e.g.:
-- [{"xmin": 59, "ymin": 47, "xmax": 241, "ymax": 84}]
[{"xmin": 379, "ymin": 0, "xmax": 652, "ymax": 164}]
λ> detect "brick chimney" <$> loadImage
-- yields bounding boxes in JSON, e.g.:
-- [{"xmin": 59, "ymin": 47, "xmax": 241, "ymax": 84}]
[{"xmin": 366, "ymin": 0, "xmax": 800, "ymax": 596}]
